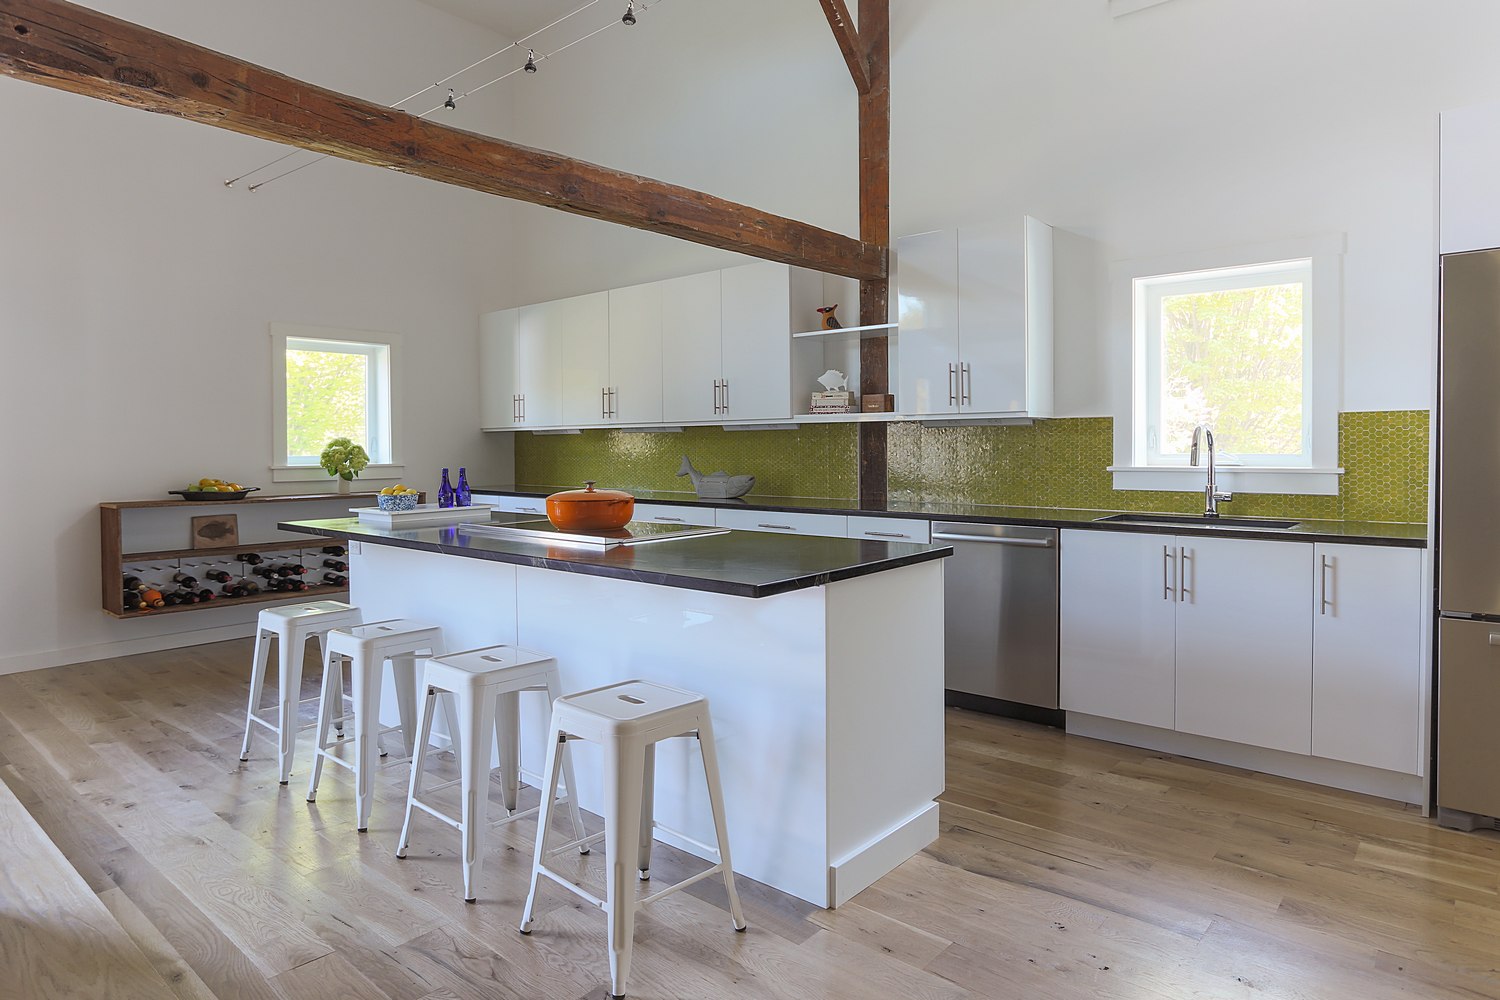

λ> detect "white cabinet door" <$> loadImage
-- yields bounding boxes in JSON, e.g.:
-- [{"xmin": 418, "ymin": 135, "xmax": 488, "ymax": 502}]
[
  {"xmin": 559, "ymin": 291, "xmax": 611, "ymax": 427},
  {"xmin": 896, "ymin": 229, "xmax": 961, "ymax": 416},
  {"xmin": 720, "ymin": 261, "xmax": 792, "ymax": 420},
  {"xmin": 1441, "ymin": 103, "xmax": 1500, "ymax": 255},
  {"xmin": 1312, "ymin": 544, "xmax": 1423, "ymax": 774},
  {"xmin": 1174, "ymin": 537, "xmax": 1314, "ymax": 754},
  {"xmin": 661, "ymin": 271, "xmax": 722, "ymax": 423},
  {"xmin": 1059, "ymin": 529, "xmax": 1177, "ymax": 730},
  {"xmin": 488, "ymin": 494, "xmax": 548, "ymax": 516},
  {"xmin": 957, "ymin": 221, "xmax": 1027, "ymax": 414},
  {"xmin": 479, "ymin": 308, "xmax": 517, "ymax": 430},
  {"xmin": 516, "ymin": 301, "xmax": 563, "ymax": 427},
  {"xmin": 608, "ymin": 281, "xmax": 664, "ymax": 426},
  {"xmin": 632, "ymin": 501, "xmax": 716, "ymax": 527},
  {"xmin": 715, "ymin": 508, "xmax": 849, "ymax": 538},
  {"xmin": 847, "ymin": 516, "xmax": 931, "ymax": 543}
]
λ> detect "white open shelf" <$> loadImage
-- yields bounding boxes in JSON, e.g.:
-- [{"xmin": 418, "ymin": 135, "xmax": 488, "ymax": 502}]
[{"xmin": 791, "ymin": 322, "xmax": 899, "ymax": 340}]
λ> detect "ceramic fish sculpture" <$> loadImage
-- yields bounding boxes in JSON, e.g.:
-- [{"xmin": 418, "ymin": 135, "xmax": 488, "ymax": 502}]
[
  {"xmin": 678, "ymin": 456, "xmax": 756, "ymax": 499},
  {"xmin": 817, "ymin": 369, "xmax": 850, "ymax": 392}
]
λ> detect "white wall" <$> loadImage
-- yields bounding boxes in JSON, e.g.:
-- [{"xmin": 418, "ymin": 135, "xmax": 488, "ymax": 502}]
[
  {"xmin": 501, "ymin": 0, "xmax": 1500, "ymax": 416},
  {"xmin": 0, "ymin": 0, "xmax": 519, "ymax": 671}
]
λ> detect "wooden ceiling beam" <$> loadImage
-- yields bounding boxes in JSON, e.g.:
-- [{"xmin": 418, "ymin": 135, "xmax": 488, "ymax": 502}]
[
  {"xmin": 817, "ymin": 0, "xmax": 872, "ymax": 94},
  {"xmin": 0, "ymin": 0, "xmax": 887, "ymax": 281}
]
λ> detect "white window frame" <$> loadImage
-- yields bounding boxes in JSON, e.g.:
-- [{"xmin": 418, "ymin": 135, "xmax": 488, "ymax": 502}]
[
  {"xmin": 1110, "ymin": 235, "xmax": 1344, "ymax": 495},
  {"xmin": 270, "ymin": 322, "xmax": 405, "ymax": 483}
]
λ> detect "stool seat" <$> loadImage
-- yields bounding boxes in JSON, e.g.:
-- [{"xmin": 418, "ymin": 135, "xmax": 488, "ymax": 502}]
[
  {"xmin": 521, "ymin": 679, "xmax": 745, "ymax": 999},
  {"xmin": 329, "ymin": 619, "xmax": 443, "ymax": 655},
  {"xmin": 397, "ymin": 644, "xmax": 587, "ymax": 902},
  {"xmin": 239, "ymin": 600, "xmax": 364, "ymax": 784}
]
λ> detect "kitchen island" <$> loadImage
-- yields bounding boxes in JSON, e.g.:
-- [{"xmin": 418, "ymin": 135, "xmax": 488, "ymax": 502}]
[{"xmin": 280, "ymin": 514, "xmax": 951, "ymax": 908}]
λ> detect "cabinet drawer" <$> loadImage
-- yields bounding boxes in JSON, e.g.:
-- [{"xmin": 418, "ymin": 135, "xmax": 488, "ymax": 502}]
[
  {"xmin": 714, "ymin": 508, "xmax": 849, "ymax": 538},
  {"xmin": 633, "ymin": 502, "xmax": 716, "ymax": 527},
  {"xmin": 847, "ymin": 516, "xmax": 930, "ymax": 543},
  {"xmin": 480, "ymin": 494, "xmax": 548, "ymax": 516}
]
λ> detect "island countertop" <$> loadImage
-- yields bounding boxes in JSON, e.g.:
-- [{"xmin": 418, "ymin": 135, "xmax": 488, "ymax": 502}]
[{"xmin": 279, "ymin": 515, "xmax": 952, "ymax": 599}]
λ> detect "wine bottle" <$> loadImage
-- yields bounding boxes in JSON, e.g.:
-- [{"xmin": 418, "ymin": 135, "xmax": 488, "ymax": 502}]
[
  {"xmin": 198, "ymin": 589, "xmax": 216, "ymax": 601},
  {"xmin": 164, "ymin": 593, "xmax": 181, "ymax": 607},
  {"xmin": 323, "ymin": 558, "xmax": 347, "ymax": 572},
  {"xmin": 284, "ymin": 579, "xmax": 307, "ymax": 592},
  {"xmin": 438, "ymin": 468, "xmax": 455, "ymax": 509},
  {"xmin": 241, "ymin": 580, "xmax": 261, "ymax": 595},
  {"xmin": 321, "ymin": 545, "xmax": 346, "ymax": 557},
  {"xmin": 236, "ymin": 552, "xmax": 264, "ymax": 566},
  {"xmin": 206, "ymin": 569, "xmax": 232, "ymax": 583},
  {"xmin": 456, "ymin": 467, "xmax": 471, "ymax": 507},
  {"xmin": 252, "ymin": 566, "xmax": 277, "ymax": 579},
  {"xmin": 122, "ymin": 574, "xmax": 142, "ymax": 590},
  {"xmin": 322, "ymin": 572, "xmax": 347, "ymax": 586},
  {"xmin": 175, "ymin": 591, "xmax": 199, "ymax": 605},
  {"xmin": 123, "ymin": 590, "xmax": 143, "ymax": 610},
  {"xmin": 222, "ymin": 583, "xmax": 246, "ymax": 598},
  {"xmin": 287, "ymin": 563, "xmax": 307, "ymax": 576},
  {"xmin": 172, "ymin": 572, "xmax": 198, "ymax": 588}
]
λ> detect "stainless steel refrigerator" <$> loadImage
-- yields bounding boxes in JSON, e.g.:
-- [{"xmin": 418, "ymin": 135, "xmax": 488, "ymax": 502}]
[{"xmin": 1438, "ymin": 248, "xmax": 1500, "ymax": 830}]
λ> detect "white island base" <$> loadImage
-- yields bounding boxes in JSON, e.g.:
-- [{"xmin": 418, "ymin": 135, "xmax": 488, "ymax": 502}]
[{"xmin": 350, "ymin": 540, "xmax": 945, "ymax": 908}]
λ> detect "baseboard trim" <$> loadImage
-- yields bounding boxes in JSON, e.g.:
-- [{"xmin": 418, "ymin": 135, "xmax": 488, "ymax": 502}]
[
  {"xmin": 827, "ymin": 801, "xmax": 940, "ymax": 909},
  {"xmin": 0, "ymin": 622, "xmax": 259, "ymax": 677},
  {"xmin": 1067, "ymin": 714, "xmax": 1426, "ymax": 805}
]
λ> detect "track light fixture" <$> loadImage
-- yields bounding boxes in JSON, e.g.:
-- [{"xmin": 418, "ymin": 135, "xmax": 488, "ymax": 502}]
[
  {"xmin": 524, "ymin": 48, "xmax": 538, "ymax": 73},
  {"xmin": 443, "ymin": 88, "xmax": 457, "ymax": 109},
  {"xmin": 622, "ymin": 1, "xmax": 636, "ymax": 25}
]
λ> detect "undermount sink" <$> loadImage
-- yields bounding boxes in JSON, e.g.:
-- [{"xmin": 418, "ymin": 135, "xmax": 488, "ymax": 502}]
[{"xmin": 1094, "ymin": 512, "xmax": 1301, "ymax": 530}]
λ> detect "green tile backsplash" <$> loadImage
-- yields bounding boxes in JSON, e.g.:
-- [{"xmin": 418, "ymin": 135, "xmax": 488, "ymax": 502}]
[{"xmin": 515, "ymin": 410, "xmax": 1429, "ymax": 523}]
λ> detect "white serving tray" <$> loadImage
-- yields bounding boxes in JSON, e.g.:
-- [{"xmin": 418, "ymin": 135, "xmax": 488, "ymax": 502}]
[{"xmin": 353, "ymin": 504, "xmax": 494, "ymax": 529}]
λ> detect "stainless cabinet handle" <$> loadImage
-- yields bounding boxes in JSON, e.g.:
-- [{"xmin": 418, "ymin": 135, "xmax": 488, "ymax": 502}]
[
  {"xmin": 1320, "ymin": 554, "xmax": 1333, "ymax": 616},
  {"xmin": 609, "ymin": 387, "xmax": 618, "ymax": 418},
  {"xmin": 654, "ymin": 516, "xmax": 685, "ymax": 523},
  {"xmin": 713, "ymin": 379, "xmax": 722, "ymax": 414},
  {"xmin": 722, "ymin": 379, "xmax": 729, "ymax": 413},
  {"xmin": 863, "ymin": 531, "xmax": 910, "ymax": 539},
  {"xmin": 757, "ymin": 523, "xmax": 795, "ymax": 531},
  {"xmin": 1163, "ymin": 544, "xmax": 1175, "ymax": 602},
  {"xmin": 1178, "ymin": 546, "xmax": 1193, "ymax": 602},
  {"xmin": 517, "ymin": 506, "xmax": 540, "ymax": 513},
  {"xmin": 602, "ymin": 386, "xmax": 609, "ymax": 420},
  {"xmin": 931, "ymin": 532, "xmax": 1055, "ymax": 547},
  {"xmin": 948, "ymin": 363, "xmax": 957, "ymax": 405},
  {"xmin": 512, "ymin": 394, "xmax": 520, "ymax": 422},
  {"xmin": 961, "ymin": 362, "xmax": 972, "ymax": 405}
]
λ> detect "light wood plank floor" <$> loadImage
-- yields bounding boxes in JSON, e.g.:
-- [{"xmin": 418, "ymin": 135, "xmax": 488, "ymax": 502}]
[{"xmin": 1, "ymin": 638, "xmax": 1498, "ymax": 999}]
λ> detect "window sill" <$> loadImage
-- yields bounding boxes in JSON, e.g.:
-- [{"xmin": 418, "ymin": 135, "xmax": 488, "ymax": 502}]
[
  {"xmin": 1108, "ymin": 466, "xmax": 1344, "ymax": 496},
  {"xmin": 271, "ymin": 464, "xmax": 406, "ymax": 484}
]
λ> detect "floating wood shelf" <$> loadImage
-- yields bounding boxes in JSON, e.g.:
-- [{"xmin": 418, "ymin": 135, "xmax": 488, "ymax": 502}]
[
  {"xmin": 104, "ymin": 583, "xmax": 351, "ymax": 620},
  {"xmin": 100, "ymin": 491, "xmax": 388, "ymax": 511},
  {"xmin": 122, "ymin": 540, "xmax": 336, "ymax": 563}
]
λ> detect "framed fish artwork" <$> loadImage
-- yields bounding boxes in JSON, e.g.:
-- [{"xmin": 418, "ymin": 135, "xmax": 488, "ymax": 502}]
[{"xmin": 190, "ymin": 514, "xmax": 240, "ymax": 549}]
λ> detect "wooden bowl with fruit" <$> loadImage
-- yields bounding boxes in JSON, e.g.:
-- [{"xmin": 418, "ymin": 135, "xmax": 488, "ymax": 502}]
[
  {"xmin": 171, "ymin": 478, "xmax": 260, "ymax": 501},
  {"xmin": 377, "ymin": 485, "xmax": 421, "ymax": 512}
]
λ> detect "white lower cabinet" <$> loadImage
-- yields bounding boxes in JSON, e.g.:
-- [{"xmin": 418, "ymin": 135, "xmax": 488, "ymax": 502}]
[
  {"xmin": 1173, "ymin": 536, "xmax": 1313, "ymax": 755},
  {"xmin": 485, "ymin": 494, "xmax": 547, "ymax": 516},
  {"xmin": 847, "ymin": 516, "xmax": 931, "ymax": 543},
  {"xmin": 1059, "ymin": 530, "xmax": 1177, "ymax": 730},
  {"xmin": 714, "ymin": 508, "xmax": 849, "ymax": 538},
  {"xmin": 632, "ymin": 501, "xmax": 716, "ymax": 527},
  {"xmin": 1312, "ymin": 543, "xmax": 1423, "ymax": 774},
  {"xmin": 1060, "ymin": 529, "xmax": 1424, "ymax": 773}
]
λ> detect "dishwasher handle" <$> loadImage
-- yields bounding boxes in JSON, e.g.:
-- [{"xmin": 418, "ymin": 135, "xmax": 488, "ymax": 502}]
[{"xmin": 931, "ymin": 531, "xmax": 1055, "ymax": 548}]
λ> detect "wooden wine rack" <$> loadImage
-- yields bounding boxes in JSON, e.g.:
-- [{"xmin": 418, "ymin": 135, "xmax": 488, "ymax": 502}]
[{"xmin": 99, "ymin": 492, "xmax": 420, "ymax": 619}]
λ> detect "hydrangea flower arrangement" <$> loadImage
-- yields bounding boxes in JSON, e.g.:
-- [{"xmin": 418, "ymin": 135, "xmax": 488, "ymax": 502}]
[{"xmin": 320, "ymin": 437, "xmax": 370, "ymax": 481}]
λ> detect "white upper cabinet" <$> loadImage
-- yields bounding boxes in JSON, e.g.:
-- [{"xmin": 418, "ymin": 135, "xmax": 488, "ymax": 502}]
[
  {"xmin": 607, "ymin": 281, "xmax": 664, "ymax": 426},
  {"xmin": 661, "ymin": 271, "xmax": 723, "ymax": 424},
  {"xmin": 720, "ymin": 261, "xmax": 794, "ymax": 421},
  {"xmin": 1312, "ymin": 544, "xmax": 1424, "ymax": 774},
  {"xmin": 1173, "ymin": 537, "xmax": 1314, "ymax": 755},
  {"xmin": 479, "ymin": 307, "xmax": 517, "ymax": 430},
  {"xmin": 516, "ymin": 300, "xmax": 564, "ymax": 427},
  {"xmin": 558, "ymin": 291, "xmax": 611, "ymax": 427},
  {"xmin": 1441, "ymin": 102, "xmax": 1500, "ymax": 254},
  {"xmin": 897, "ymin": 218, "xmax": 1054, "ymax": 418}
]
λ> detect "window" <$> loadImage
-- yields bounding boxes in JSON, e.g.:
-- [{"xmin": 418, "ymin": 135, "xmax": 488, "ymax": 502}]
[
  {"xmin": 270, "ymin": 323, "xmax": 403, "ymax": 481},
  {"xmin": 1112, "ymin": 236, "xmax": 1343, "ymax": 494},
  {"xmin": 1138, "ymin": 259, "xmax": 1312, "ymax": 467}
]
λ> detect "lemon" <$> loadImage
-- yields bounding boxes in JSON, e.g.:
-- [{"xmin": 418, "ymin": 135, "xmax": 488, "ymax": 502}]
[{"xmin": 380, "ymin": 487, "xmax": 395, "ymax": 495}]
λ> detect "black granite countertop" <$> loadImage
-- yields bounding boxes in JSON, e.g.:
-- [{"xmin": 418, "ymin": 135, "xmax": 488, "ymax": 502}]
[
  {"xmin": 279, "ymin": 515, "xmax": 952, "ymax": 599},
  {"xmin": 471, "ymin": 484, "xmax": 1428, "ymax": 549}
]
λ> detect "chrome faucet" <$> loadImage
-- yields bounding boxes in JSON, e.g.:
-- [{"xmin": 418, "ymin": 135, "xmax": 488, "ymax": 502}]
[{"xmin": 1190, "ymin": 425, "xmax": 1234, "ymax": 517}]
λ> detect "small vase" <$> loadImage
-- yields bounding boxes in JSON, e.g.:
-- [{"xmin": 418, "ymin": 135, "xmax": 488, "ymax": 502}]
[{"xmin": 336, "ymin": 477, "xmax": 352, "ymax": 495}]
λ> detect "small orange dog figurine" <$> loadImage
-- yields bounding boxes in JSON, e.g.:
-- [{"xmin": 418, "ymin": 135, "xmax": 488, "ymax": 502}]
[{"xmin": 817, "ymin": 305, "xmax": 842, "ymax": 330}]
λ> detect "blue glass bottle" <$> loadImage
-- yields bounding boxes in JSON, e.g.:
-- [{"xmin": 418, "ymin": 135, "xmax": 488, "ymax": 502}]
[
  {"xmin": 456, "ymin": 467, "xmax": 472, "ymax": 507},
  {"xmin": 438, "ymin": 468, "xmax": 455, "ymax": 509}
]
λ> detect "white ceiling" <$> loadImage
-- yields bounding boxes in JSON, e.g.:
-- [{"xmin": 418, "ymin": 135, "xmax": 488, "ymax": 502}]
[{"xmin": 419, "ymin": 0, "xmax": 610, "ymax": 41}]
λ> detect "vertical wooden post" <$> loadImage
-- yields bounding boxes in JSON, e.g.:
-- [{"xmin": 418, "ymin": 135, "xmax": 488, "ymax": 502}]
[{"xmin": 857, "ymin": 0, "xmax": 891, "ymax": 509}]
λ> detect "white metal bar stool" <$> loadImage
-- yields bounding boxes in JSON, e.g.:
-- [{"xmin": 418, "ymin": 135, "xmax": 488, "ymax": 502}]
[
  {"xmin": 239, "ymin": 600, "xmax": 364, "ymax": 784},
  {"xmin": 306, "ymin": 619, "xmax": 444, "ymax": 831},
  {"xmin": 396, "ymin": 644, "xmax": 589, "ymax": 902},
  {"xmin": 519, "ymin": 680, "xmax": 746, "ymax": 1000}
]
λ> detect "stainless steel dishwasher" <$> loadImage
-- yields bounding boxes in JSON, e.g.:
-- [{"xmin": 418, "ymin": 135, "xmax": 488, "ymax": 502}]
[{"xmin": 932, "ymin": 522, "xmax": 1060, "ymax": 710}]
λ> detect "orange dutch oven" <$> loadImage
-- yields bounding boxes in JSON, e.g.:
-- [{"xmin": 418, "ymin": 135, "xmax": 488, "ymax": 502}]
[{"xmin": 545, "ymin": 481, "xmax": 635, "ymax": 531}]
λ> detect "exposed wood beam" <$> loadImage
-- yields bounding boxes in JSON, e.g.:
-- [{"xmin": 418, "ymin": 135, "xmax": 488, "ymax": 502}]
[
  {"xmin": 855, "ymin": 0, "xmax": 891, "ymax": 508},
  {"xmin": 817, "ymin": 0, "xmax": 871, "ymax": 94},
  {"xmin": 0, "ymin": 0, "xmax": 887, "ymax": 282}
]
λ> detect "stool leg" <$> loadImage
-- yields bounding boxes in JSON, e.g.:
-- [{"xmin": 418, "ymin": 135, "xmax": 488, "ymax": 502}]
[
  {"xmin": 392, "ymin": 654, "xmax": 420, "ymax": 760},
  {"xmin": 239, "ymin": 628, "xmax": 271, "ymax": 762},
  {"xmin": 352, "ymin": 654, "xmax": 382, "ymax": 832},
  {"xmin": 276, "ymin": 631, "xmax": 309, "ymax": 785},
  {"xmin": 543, "ymin": 673, "xmax": 589, "ymax": 854},
  {"xmin": 496, "ymin": 690, "xmax": 521, "ymax": 815},
  {"xmin": 397, "ymin": 685, "xmax": 439, "ymax": 859},
  {"xmin": 439, "ymin": 691, "xmax": 462, "ymax": 764},
  {"xmin": 602, "ymin": 735, "xmax": 645, "ymax": 998},
  {"xmin": 637, "ymin": 743, "xmax": 655, "ymax": 880},
  {"xmin": 696, "ymin": 715, "xmax": 746, "ymax": 932},
  {"xmin": 306, "ymin": 648, "xmax": 340, "ymax": 803},
  {"xmin": 316, "ymin": 632, "xmax": 343, "ymax": 738},
  {"xmin": 519, "ymin": 722, "xmax": 567, "ymax": 935},
  {"xmin": 458, "ymin": 685, "xmax": 497, "ymax": 903}
]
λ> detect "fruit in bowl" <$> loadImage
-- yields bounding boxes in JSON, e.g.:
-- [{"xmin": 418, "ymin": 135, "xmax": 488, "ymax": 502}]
[{"xmin": 377, "ymin": 485, "xmax": 420, "ymax": 512}]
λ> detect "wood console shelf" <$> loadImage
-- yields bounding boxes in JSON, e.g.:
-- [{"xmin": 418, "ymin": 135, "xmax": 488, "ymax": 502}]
[{"xmin": 99, "ymin": 491, "xmax": 420, "ymax": 619}]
